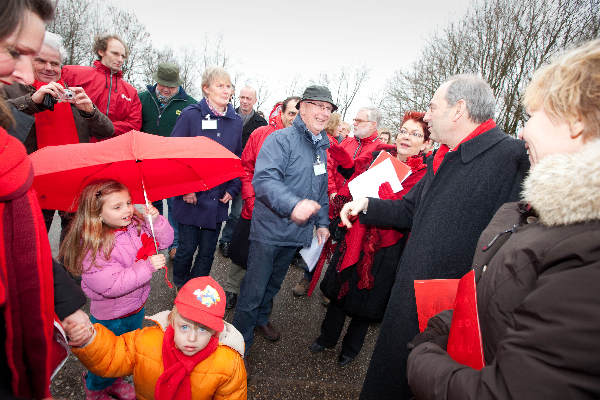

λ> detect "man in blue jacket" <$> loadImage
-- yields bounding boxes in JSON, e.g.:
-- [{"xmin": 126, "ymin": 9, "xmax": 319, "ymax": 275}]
[{"xmin": 233, "ymin": 86, "xmax": 334, "ymax": 353}]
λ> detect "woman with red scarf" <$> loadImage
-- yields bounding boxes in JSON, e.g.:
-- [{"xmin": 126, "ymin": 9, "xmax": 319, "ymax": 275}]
[{"xmin": 309, "ymin": 111, "xmax": 431, "ymax": 367}]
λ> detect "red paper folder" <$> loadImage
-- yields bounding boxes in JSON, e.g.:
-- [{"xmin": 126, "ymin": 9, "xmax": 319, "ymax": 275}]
[
  {"xmin": 447, "ymin": 270, "xmax": 485, "ymax": 369},
  {"xmin": 370, "ymin": 151, "xmax": 412, "ymax": 183},
  {"xmin": 414, "ymin": 279, "xmax": 459, "ymax": 332},
  {"xmin": 414, "ymin": 270, "xmax": 485, "ymax": 369}
]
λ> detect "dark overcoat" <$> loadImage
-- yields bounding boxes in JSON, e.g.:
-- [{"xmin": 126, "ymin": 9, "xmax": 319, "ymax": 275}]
[{"xmin": 359, "ymin": 127, "xmax": 530, "ymax": 399}]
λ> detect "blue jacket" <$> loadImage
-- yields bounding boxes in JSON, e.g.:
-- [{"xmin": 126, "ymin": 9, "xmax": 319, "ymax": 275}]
[
  {"xmin": 170, "ymin": 98, "xmax": 242, "ymax": 229},
  {"xmin": 250, "ymin": 115, "xmax": 330, "ymax": 247}
]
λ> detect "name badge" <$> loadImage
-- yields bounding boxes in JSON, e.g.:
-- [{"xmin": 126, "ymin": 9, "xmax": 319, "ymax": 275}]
[
  {"xmin": 202, "ymin": 119, "xmax": 217, "ymax": 130},
  {"xmin": 313, "ymin": 161, "xmax": 326, "ymax": 176}
]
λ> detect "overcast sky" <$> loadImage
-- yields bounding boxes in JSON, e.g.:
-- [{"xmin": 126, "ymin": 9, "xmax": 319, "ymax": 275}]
[{"xmin": 123, "ymin": 0, "xmax": 473, "ymax": 119}]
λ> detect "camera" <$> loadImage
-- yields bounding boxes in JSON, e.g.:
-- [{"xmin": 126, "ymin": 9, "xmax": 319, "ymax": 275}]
[
  {"xmin": 41, "ymin": 89, "xmax": 74, "ymax": 111},
  {"xmin": 63, "ymin": 89, "xmax": 74, "ymax": 100}
]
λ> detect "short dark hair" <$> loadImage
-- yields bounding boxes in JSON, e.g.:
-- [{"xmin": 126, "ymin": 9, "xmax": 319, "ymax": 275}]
[
  {"xmin": 93, "ymin": 34, "xmax": 128, "ymax": 60},
  {"xmin": 281, "ymin": 96, "xmax": 301, "ymax": 112},
  {"xmin": 0, "ymin": 0, "xmax": 53, "ymax": 41}
]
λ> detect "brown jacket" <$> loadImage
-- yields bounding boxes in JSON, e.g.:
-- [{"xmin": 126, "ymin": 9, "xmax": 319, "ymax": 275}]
[
  {"xmin": 2, "ymin": 83, "xmax": 113, "ymax": 154},
  {"xmin": 407, "ymin": 140, "xmax": 600, "ymax": 400}
]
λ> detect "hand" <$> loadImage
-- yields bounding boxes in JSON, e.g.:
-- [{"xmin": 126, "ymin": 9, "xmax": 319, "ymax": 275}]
[
  {"xmin": 66, "ymin": 323, "xmax": 96, "ymax": 347},
  {"xmin": 149, "ymin": 254, "xmax": 166, "ymax": 270},
  {"xmin": 61, "ymin": 310, "xmax": 93, "ymax": 346},
  {"xmin": 340, "ymin": 198, "xmax": 369, "ymax": 228},
  {"xmin": 182, "ymin": 193, "xmax": 197, "ymax": 205},
  {"xmin": 31, "ymin": 81, "xmax": 65, "ymax": 104},
  {"xmin": 330, "ymin": 192, "xmax": 337, "ymax": 201},
  {"xmin": 290, "ymin": 199, "xmax": 321, "ymax": 225},
  {"xmin": 145, "ymin": 203, "xmax": 159, "ymax": 222},
  {"xmin": 219, "ymin": 192, "xmax": 232, "ymax": 203},
  {"xmin": 316, "ymin": 227, "xmax": 330, "ymax": 245},
  {"xmin": 67, "ymin": 86, "xmax": 94, "ymax": 114}
]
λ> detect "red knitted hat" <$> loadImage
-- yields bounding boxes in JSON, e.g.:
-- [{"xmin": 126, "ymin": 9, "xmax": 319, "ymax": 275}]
[{"xmin": 174, "ymin": 277, "xmax": 225, "ymax": 332}]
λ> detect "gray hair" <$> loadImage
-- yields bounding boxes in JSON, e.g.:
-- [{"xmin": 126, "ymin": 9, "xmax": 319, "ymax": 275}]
[
  {"xmin": 201, "ymin": 66, "xmax": 232, "ymax": 97},
  {"xmin": 444, "ymin": 74, "xmax": 495, "ymax": 123},
  {"xmin": 359, "ymin": 106, "xmax": 382, "ymax": 127},
  {"xmin": 43, "ymin": 31, "xmax": 66, "ymax": 62}
]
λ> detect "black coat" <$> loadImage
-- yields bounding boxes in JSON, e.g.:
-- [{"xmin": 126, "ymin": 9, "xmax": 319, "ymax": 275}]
[
  {"xmin": 359, "ymin": 127, "xmax": 530, "ymax": 400},
  {"xmin": 320, "ymin": 234, "xmax": 407, "ymax": 321},
  {"xmin": 237, "ymin": 108, "xmax": 267, "ymax": 149}
]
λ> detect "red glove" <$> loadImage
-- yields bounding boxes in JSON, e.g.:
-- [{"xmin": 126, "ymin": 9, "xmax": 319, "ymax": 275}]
[
  {"xmin": 136, "ymin": 233, "xmax": 159, "ymax": 261},
  {"xmin": 378, "ymin": 182, "xmax": 395, "ymax": 200},
  {"xmin": 329, "ymin": 140, "xmax": 354, "ymax": 168}
]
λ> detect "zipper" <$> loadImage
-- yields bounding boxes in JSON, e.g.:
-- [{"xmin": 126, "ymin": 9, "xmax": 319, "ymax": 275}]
[
  {"xmin": 106, "ymin": 71, "xmax": 114, "ymax": 116},
  {"xmin": 150, "ymin": 92, "xmax": 183, "ymax": 128}
]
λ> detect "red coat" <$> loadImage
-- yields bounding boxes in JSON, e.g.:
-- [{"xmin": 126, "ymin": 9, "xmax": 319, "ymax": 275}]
[
  {"xmin": 61, "ymin": 61, "xmax": 142, "ymax": 136},
  {"xmin": 240, "ymin": 109, "xmax": 284, "ymax": 219}
]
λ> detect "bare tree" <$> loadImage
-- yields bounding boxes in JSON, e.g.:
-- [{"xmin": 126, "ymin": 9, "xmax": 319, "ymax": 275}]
[
  {"xmin": 314, "ymin": 66, "xmax": 369, "ymax": 119},
  {"xmin": 254, "ymin": 79, "xmax": 271, "ymax": 113},
  {"xmin": 380, "ymin": 0, "xmax": 599, "ymax": 136}
]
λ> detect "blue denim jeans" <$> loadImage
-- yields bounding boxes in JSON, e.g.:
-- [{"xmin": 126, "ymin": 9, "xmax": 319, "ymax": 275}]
[
  {"xmin": 232, "ymin": 241, "xmax": 297, "ymax": 350},
  {"xmin": 219, "ymin": 193, "xmax": 242, "ymax": 244},
  {"xmin": 86, "ymin": 308, "xmax": 145, "ymax": 390},
  {"xmin": 172, "ymin": 222, "xmax": 222, "ymax": 287},
  {"xmin": 166, "ymin": 197, "xmax": 178, "ymax": 249}
]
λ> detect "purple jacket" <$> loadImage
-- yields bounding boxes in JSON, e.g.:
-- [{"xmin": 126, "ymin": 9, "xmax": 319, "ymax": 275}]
[{"xmin": 81, "ymin": 215, "xmax": 173, "ymax": 320}]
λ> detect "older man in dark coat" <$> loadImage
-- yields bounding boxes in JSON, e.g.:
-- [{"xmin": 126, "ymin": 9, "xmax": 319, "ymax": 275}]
[{"xmin": 340, "ymin": 74, "xmax": 530, "ymax": 399}]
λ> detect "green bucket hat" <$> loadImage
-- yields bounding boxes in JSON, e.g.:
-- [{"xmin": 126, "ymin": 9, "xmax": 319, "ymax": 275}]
[{"xmin": 153, "ymin": 63, "xmax": 182, "ymax": 87}]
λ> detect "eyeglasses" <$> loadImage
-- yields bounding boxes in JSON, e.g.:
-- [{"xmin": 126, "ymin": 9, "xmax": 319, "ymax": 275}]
[
  {"xmin": 305, "ymin": 101, "xmax": 333, "ymax": 113},
  {"xmin": 353, "ymin": 118, "xmax": 371, "ymax": 124},
  {"xmin": 398, "ymin": 128, "xmax": 424, "ymax": 138}
]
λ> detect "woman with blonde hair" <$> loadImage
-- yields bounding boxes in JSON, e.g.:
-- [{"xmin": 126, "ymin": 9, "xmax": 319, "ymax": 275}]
[
  {"xmin": 407, "ymin": 39, "xmax": 600, "ymax": 400},
  {"xmin": 170, "ymin": 66, "xmax": 242, "ymax": 288}
]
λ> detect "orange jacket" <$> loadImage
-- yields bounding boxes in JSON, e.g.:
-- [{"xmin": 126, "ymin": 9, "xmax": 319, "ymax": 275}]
[{"xmin": 72, "ymin": 322, "xmax": 247, "ymax": 400}]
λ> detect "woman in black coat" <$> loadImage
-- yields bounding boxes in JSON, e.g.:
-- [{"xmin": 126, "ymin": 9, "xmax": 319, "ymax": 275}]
[{"xmin": 310, "ymin": 112, "xmax": 431, "ymax": 366}]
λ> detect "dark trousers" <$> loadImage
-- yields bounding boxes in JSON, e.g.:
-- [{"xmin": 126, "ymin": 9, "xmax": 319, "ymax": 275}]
[
  {"xmin": 317, "ymin": 301, "xmax": 370, "ymax": 358},
  {"xmin": 172, "ymin": 222, "xmax": 222, "ymax": 287},
  {"xmin": 232, "ymin": 240, "xmax": 297, "ymax": 350}
]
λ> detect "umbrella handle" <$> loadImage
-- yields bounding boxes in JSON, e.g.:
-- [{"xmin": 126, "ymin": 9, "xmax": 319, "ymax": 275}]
[{"xmin": 141, "ymin": 180, "xmax": 159, "ymax": 254}]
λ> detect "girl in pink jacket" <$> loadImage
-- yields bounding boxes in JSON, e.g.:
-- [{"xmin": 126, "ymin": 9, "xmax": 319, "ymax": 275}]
[{"xmin": 60, "ymin": 179, "xmax": 173, "ymax": 400}]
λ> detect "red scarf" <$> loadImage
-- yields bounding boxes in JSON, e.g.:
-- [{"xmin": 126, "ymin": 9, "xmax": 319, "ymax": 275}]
[
  {"xmin": 155, "ymin": 326, "xmax": 219, "ymax": 400},
  {"xmin": 0, "ymin": 129, "xmax": 65, "ymax": 398},
  {"xmin": 32, "ymin": 79, "xmax": 79, "ymax": 149},
  {"xmin": 432, "ymin": 119, "xmax": 496, "ymax": 174}
]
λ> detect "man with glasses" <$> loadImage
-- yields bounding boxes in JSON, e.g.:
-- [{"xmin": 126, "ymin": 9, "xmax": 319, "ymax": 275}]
[
  {"xmin": 327, "ymin": 107, "xmax": 388, "ymax": 205},
  {"xmin": 233, "ymin": 86, "xmax": 334, "ymax": 357},
  {"xmin": 340, "ymin": 75, "xmax": 530, "ymax": 400}
]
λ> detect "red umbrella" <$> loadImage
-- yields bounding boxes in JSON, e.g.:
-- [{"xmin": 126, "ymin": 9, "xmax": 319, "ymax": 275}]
[{"xmin": 29, "ymin": 130, "xmax": 243, "ymax": 212}]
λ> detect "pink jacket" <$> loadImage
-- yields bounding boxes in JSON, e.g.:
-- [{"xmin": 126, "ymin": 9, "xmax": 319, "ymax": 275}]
[{"xmin": 81, "ymin": 215, "xmax": 173, "ymax": 320}]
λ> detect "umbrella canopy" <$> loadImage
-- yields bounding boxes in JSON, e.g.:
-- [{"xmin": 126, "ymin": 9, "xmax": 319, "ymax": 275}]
[{"xmin": 30, "ymin": 130, "xmax": 243, "ymax": 211}]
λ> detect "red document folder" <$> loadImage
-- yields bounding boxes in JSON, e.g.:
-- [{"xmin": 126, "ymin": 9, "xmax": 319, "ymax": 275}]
[
  {"xmin": 370, "ymin": 151, "xmax": 412, "ymax": 183},
  {"xmin": 414, "ymin": 270, "xmax": 485, "ymax": 369}
]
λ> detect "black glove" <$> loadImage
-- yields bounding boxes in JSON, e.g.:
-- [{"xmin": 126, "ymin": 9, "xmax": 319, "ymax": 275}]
[
  {"xmin": 337, "ymin": 165, "xmax": 355, "ymax": 180},
  {"xmin": 407, "ymin": 313, "xmax": 451, "ymax": 351}
]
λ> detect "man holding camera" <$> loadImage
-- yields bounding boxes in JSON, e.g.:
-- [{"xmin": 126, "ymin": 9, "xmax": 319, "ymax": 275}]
[
  {"xmin": 61, "ymin": 34, "xmax": 141, "ymax": 136},
  {"xmin": 4, "ymin": 31, "xmax": 113, "ymax": 231}
]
